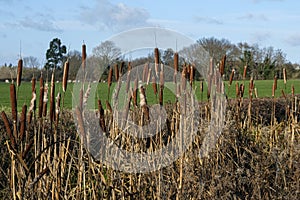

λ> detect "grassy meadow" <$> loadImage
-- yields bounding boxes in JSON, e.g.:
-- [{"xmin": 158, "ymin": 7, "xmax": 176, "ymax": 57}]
[{"xmin": 0, "ymin": 78, "xmax": 299, "ymax": 111}]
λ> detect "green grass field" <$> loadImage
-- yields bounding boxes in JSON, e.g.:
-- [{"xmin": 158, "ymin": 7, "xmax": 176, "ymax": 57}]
[{"xmin": 0, "ymin": 79, "xmax": 299, "ymax": 111}]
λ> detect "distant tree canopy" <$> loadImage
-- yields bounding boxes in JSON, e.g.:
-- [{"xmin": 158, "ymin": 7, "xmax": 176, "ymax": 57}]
[{"xmin": 44, "ymin": 38, "xmax": 67, "ymax": 70}]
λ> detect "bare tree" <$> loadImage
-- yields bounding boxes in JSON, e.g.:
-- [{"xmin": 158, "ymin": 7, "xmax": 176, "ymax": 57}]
[
  {"xmin": 23, "ymin": 56, "xmax": 40, "ymax": 68},
  {"xmin": 92, "ymin": 41, "xmax": 121, "ymax": 66}
]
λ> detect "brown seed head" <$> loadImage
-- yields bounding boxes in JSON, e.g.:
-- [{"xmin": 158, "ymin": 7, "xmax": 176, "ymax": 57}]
[
  {"xmin": 62, "ymin": 59, "xmax": 69, "ymax": 92},
  {"xmin": 17, "ymin": 58, "xmax": 23, "ymax": 87}
]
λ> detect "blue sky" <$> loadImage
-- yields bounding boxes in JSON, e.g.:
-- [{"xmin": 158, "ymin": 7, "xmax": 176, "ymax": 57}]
[{"xmin": 0, "ymin": 0, "xmax": 299, "ymax": 66}]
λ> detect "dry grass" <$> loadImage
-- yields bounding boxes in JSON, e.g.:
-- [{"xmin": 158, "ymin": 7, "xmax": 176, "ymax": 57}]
[{"xmin": 0, "ymin": 51, "xmax": 299, "ymax": 199}]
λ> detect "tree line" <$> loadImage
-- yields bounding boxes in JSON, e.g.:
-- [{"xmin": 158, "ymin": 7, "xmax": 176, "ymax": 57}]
[{"xmin": 1, "ymin": 37, "xmax": 299, "ymax": 81}]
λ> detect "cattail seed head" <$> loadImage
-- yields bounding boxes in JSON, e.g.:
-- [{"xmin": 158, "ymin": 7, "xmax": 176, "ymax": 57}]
[
  {"xmin": 106, "ymin": 100, "xmax": 112, "ymax": 113},
  {"xmin": 152, "ymin": 75, "xmax": 157, "ymax": 95},
  {"xmin": 43, "ymin": 83, "xmax": 48, "ymax": 117},
  {"xmin": 62, "ymin": 59, "xmax": 69, "ymax": 92},
  {"xmin": 292, "ymin": 84, "xmax": 295, "ymax": 97},
  {"xmin": 39, "ymin": 86, "xmax": 44, "ymax": 118},
  {"xmin": 133, "ymin": 78, "xmax": 138, "ymax": 106},
  {"xmin": 240, "ymin": 83, "xmax": 244, "ymax": 98},
  {"xmin": 1, "ymin": 111, "xmax": 15, "ymax": 150},
  {"xmin": 229, "ymin": 69, "xmax": 234, "ymax": 85},
  {"xmin": 17, "ymin": 58, "xmax": 23, "ymax": 87},
  {"xmin": 283, "ymin": 68, "xmax": 287, "ymax": 85},
  {"xmin": 49, "ymin": 72, "xmax": 55, "ymax": 122},
  {"xmin": 10, "ymin": 83, "xmax": 17, "ymax": 122},
  {"xmin": 235, "ymin": 82, "xmax": 239, "ymax": 97},
  {"xmin": 273, "ymin": 76, "xmax": 277, "ymax": 91},
  {"xmin": 243, "ymin": 65, "xmax": 247, "ymax": 80},
  {"xmin": 160, "ymin": 70, "xmax": 164, "ymax": 88},
  {"xmin": 114, "ymin": 64, "xmax": 119, "ymax": 82},
  {"xmin": 190, "ymin": 64, "xmax": 195, "ymax": 85},
  {"xmin": 31, "ymin": 77, "xmax": 36, "ymax": 93},
  {"xmin": 154, "ymin": 48, "xmax": 159, "ymax": 65},
  {"xmin": 82, "ymin": 43, "xmax": 86, "ymax": 68},
  {"xmin": 143, "ymin": 62, "xmax": 149, "ymax": 83},
  {"xmin": 108, "ymin": 67, "xmax": 113, "ymax": 87},
  {"xmin": 219, "ymin": 55, "xmax": 226, "ymax": 76},
  {"xmin": 174, "ymin": 52, "xmax": 178, "ymax": 73}
]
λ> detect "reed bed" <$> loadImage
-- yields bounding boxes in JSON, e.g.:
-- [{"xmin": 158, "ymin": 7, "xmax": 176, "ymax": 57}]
[{"xmin": 0, "ymin": 47, "xmax": 299, "ymax": 200}]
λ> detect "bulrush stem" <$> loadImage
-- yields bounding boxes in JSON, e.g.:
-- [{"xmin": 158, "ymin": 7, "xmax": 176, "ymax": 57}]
[{"xmin": 10, "ymin": 83, "xmax": 17, "ymax": 122}]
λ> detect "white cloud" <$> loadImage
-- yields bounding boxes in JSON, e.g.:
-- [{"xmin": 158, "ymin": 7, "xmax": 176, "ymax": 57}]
[
  {"xmin": 193, "ymin": 16, "xmax": 223, "ymax": 25},
  {"xmin": 285, "ymin": 34, "xmax": 300, "ymax": 46},
  {"xmin": 238, "ymin": 13, "xmax": 269, "ymax": 21},
  {"xmin": 79, "ymin": 0, "xmax": 152, "ymax": 32}
]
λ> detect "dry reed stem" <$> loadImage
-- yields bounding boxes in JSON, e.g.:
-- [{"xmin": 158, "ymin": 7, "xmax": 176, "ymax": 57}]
[
  {"xmin": 10, "ymin": 83, "xmax": 17, "ymax": 122},
  {"xmin": 62, "ymin": 59, "xmax": 69, "ymax": 92},
  {"xmin": 17, "ymin": 58, "xmax": 23, "ymax": 87},
  {"xmin": 1, "ymin": 111, "xmax": 16, "ymax": 150},
  {"xmin": 19, "ymin": 104, "xmax": 27, "ymax": 141}
]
